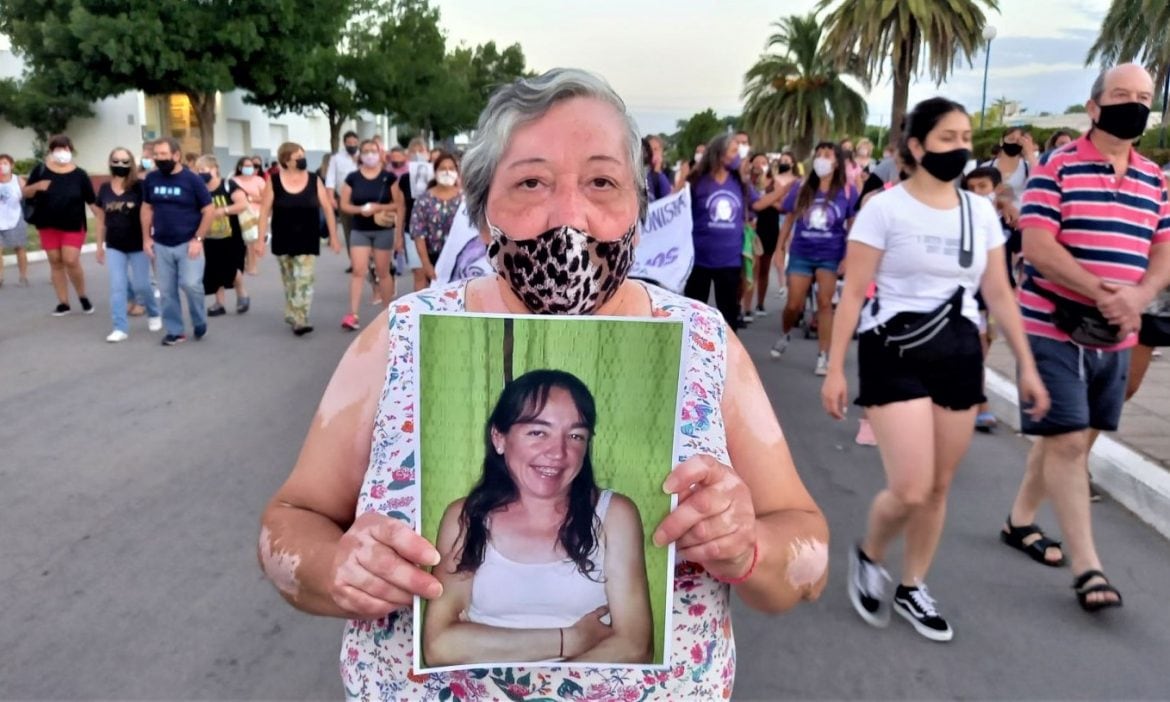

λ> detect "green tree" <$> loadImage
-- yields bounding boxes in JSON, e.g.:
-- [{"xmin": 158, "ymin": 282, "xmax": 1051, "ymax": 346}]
[
  {"xmin": 407, "ymin": 39, "xmax": 532, "ymax": 141},
  {"xmin": 817, "ymin": 0, "xmax": 1000, "ymax": 147},
  {"xmin": 1087, "ymin": 0, "xmax": 1170, "ymax": 144},
  {"xmin": 0, "ymin": 0, "xmax": 348, "ymax": 152},
  {"xmin": 740, "ymin": 12, "xmax": 868, "ymax": 159},
  {"xmin": 1065, "ymin": 103, "xmax": 1088, "ymax": 114},
  {"xmin": 245, "ymin": 0, "xmax": 411, "ymax": 152},
  {"xmin": 671, "ymin": 109, "xmax": 725, "ymax": 163},
  {"xmin": 0, "ymin": 71, "xmax": 93, "ymax": 155}
]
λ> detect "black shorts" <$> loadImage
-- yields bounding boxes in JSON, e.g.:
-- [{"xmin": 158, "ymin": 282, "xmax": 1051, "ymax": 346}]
[
  {"xmin": 1138, "ymin": 314, "xmax": 1170, "ymax": 348},
  {"xmin": 855, "ymin": 318, "xmax": 986, "ymax": 411}
]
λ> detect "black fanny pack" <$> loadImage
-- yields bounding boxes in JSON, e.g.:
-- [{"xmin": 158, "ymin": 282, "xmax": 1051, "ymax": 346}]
[
  {"xmin": 878, "ymin": 287, "xmax": 967, "ymax": 361},
  {"xmin": 871, "ymin": 190, "xmax": 974, "ymax": 362},
  {"xmin": 1030, "ymin": 280, "xmax": 1122, "ymax": 349}
]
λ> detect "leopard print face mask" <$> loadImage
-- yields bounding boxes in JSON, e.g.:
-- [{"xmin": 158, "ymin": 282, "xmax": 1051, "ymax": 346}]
[{"xmin": 487, "ymin": 222, "xmax": 637, "ymax": 315}]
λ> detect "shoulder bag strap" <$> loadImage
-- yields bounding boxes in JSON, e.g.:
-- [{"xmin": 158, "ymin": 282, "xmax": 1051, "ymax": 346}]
[{"xmin": 958, "ymin": 190, "xmax": 974, "ymax": 269}]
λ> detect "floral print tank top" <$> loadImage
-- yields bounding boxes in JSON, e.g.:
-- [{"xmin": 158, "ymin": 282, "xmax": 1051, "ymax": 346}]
[{"xmin": 339, "ymin": 281, "xmax": 736, "ymax": 701}]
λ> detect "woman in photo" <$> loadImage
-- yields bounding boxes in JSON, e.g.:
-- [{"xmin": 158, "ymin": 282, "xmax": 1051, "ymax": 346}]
[{"xmin": 424, "ymin": 370, "xmax": 652, "ymax": 666}]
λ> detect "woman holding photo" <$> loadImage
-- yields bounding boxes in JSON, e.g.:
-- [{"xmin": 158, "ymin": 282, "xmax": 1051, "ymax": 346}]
[
  {"xmin": 424, "ymin": 370, "xmax": 652, "ymax": 665},
  {"xmin": 259, "ymin": 68, "xmax": 828, "ymax": 701}
]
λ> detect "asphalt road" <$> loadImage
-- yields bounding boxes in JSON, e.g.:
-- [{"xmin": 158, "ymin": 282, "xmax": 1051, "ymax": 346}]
[{"xmin": 1, "ymin": 253, "xmax": 1168, "ymax": 701}]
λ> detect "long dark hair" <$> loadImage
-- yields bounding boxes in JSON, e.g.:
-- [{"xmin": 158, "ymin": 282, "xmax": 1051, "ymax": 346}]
[
  {"xmin": 792, "ymin": 141, "xmax": 847, "ymax": 220},
  {"xmin": 687, "ymin": 133, "xmax": 751, "ymax": 206},
  {"xmin": 456, "ymin": 370, "xmax": 602, "ymax": 578}
]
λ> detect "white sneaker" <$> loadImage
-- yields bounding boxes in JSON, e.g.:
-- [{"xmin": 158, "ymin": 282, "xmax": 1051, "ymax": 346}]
[
  {"xmin": 743, "ymin": 311, "xmax": 754, "ymax": 323},
  {"xmin": 106, "ymin": 330, "xmax": 129, "ymax": 343},
  {"xmin": 148, "ymin": 317, "xmax": 163, "ymax": 332},
  {"xmin": 769, "ymin": 333, "xmax": 790, "ymax": 359},
  {"xmin": 815, "ymin": 352, "xmax": 829, "ymax": 376}
]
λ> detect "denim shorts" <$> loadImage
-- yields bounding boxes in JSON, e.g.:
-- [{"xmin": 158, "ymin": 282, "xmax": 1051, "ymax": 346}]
[
  {"xmin": 787, "ymin": 254, "xmax": 841, "ymax": 277},
  {"xmin": 1020, "ymin": 335, "xmax": 1129, "ymax": 435}
]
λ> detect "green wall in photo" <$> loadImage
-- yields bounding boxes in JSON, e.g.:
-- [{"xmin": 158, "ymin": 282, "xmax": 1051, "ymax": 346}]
[{"xmin": 419, "ymin": 314, "xmax": 684, "ymax": 666}]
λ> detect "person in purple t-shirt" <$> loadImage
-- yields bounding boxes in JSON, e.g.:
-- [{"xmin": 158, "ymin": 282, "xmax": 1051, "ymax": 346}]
[
  {"xmin": 684, "ymin": 133, "xmax": 787, "ymax": 329},
  {"xmin": 770, "ymin": 141, "xmax": 858, "ymax": 374}
]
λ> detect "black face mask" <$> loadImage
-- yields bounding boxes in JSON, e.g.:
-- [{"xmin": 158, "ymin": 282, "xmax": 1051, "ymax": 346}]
[
  {"xmin": 919, "ymin": 148, "xmax": 971, "ymax": 182},
  {"xmin": 842, "ymin": 149, "xmax": 854, "ymax": 160},
  {"xmin": 199, "ymin": 172, "xmax": 213, "ymax": 184},
  {"xmin": 1001, "ymin": 142, "xmax": 1024, "ymax": 157},
  {"xmin": 345, "ymin": 144, "xmax": 359, "ymax": 156},
  {"xmin": 1094, "ymin": 101, "xmax": 1151, "ymax": 141},
  {"xmin": 154, "ymin": 159, "xmax": 176, "ymax": 173},
  {"xmin": 294, "ymin": 157, "xmax": 308, "ymax": 170},
  {"xmin": 110, "ymin": 165, "xmax": 131, "ymax": 178},
  {"xmin": 775, "ymin": 163, "xmax": 792, "ymax": 174}
]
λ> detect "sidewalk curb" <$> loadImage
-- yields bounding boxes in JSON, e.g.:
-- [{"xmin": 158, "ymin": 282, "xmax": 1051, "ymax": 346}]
[
  {"xmin": 985, "ymin": 367, "xmax": 1170, "ymax": 541},
  {"xmin": 3, "ymin": 243, "xmax": 98, "ymax": 267}
]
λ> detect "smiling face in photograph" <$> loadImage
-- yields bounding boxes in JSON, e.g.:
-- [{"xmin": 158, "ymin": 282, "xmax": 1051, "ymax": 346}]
[{"xmin": 492, "ymin": 387, "xmax": 591, "ymax": 500}]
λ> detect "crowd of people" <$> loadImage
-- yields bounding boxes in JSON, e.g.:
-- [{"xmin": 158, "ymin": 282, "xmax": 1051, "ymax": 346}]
[
  {"xmin": 1, "ymin": 131, "xmax": 465, "ymax": 343},
  {"xmin": 2, "ymin": 58, "xmax": 1167, "ymax": 700}
]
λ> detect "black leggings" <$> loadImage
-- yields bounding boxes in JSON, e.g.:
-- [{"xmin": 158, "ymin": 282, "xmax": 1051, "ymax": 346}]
[{"xmin": 684, "ymin": 265, "xmax": 741, "ymax": 330}]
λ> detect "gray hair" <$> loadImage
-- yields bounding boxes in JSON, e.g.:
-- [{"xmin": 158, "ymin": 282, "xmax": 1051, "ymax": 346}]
[{"xmin": 462, "ymin": 67, "xmax": 647, "ymax": 231}]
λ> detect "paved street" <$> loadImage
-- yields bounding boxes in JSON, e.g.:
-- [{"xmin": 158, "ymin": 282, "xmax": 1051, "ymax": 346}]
[{"xmin": 2, "ymin": 253, "xmax": 1169, "ymax": 700}]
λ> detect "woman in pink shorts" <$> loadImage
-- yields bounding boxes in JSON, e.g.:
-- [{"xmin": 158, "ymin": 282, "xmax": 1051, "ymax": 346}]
[{"xmin": 23, "ymin": 134, "xmax": 97, "ymax": 315}]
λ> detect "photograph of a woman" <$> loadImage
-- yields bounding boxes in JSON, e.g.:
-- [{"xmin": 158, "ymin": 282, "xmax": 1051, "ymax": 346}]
[{"xmin": 422, "ymin": 370, "xmax": 654, "ymax": 669}]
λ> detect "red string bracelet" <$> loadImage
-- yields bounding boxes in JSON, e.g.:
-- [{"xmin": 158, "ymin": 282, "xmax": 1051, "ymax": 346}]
[{"xmin": 712, "ymin": 543, "xmax": 759, "ymax": 585}]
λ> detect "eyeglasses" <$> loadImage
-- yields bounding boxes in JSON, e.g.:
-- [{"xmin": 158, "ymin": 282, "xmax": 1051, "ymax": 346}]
[{"xmin": 110, "ymin": 159, "xmax": 132, "ymax": 166}]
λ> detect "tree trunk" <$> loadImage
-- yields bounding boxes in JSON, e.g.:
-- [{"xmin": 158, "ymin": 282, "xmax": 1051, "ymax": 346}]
[
  {"xmin": 189, "ymin": 92, "xmax": 217, "ymax": 156},
  {"xmin": 502, "ymin": 318, "xmax": 514, "ymax": 385},
  {"xmin": 329, "ymin": 107, "xmax": 344, "ymax": 154},
  {"xmin": 888, "ymin": 45, "xmax": 913, "ymax": 149}
]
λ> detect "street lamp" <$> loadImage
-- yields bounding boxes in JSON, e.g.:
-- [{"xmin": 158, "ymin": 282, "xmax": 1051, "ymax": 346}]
[{"xmin": 979, "ymin": 25, "xmax": 997, "ymax": 130}]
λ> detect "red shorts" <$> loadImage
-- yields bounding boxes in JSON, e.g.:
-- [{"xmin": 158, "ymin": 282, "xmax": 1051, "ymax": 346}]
[{"xmin": 38, "ymin": 228, "xmax": 86, "ymax": 251}]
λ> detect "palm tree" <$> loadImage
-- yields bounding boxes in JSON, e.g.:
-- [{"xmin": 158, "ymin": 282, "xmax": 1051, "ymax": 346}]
[
  {"xmin": 817, "ymin": 0, "xmax": 999, "ymax": 147},
  {"xmin": 740, "ymin": 12, "xmax": 868, "ymax": 159},
  {"xmin": 1087, "ymin": 0, "xmax": 1170, "ymax": 143}
]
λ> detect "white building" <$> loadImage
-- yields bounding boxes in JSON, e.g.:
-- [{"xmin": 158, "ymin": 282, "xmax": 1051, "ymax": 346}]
[{"xmin": 0, "ymin": 37, "xmax": 396, "ymax": 172}]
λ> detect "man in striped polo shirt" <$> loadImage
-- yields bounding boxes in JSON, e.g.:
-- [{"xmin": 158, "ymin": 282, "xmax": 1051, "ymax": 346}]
[{"xmin": 1002, "ymin": 64, "xmax": 1170, "ymax": 612}]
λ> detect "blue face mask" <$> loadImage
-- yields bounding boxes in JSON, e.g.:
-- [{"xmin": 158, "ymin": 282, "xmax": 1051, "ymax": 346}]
[
  {"xmin": 241, "ymin": 166, "xmax": 255, "ymax": 177},
  {"xmin": 140, "ymin": 158, "xmax": 154, "ymax": 170}
]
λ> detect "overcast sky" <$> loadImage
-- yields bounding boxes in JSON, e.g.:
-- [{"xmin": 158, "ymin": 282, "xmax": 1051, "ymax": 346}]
[{"xmin": 435, "ymin": 0, "xmax": 1115, "ymax": 135}]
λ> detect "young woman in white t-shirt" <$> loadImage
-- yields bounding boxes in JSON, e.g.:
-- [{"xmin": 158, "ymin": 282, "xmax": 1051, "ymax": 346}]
[{"xmin": 821, "ymin": 97, "xmax": 1050, "ymax": 642}]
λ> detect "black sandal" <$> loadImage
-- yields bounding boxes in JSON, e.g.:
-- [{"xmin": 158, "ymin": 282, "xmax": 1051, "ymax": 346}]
[
  {"xmin": 1073, "ymin": 570, "xmax": 1123, "ymax": 612},
  {"xmin": 1000, "ymin": 516, "xmax": 1066, "ymax": 567}
]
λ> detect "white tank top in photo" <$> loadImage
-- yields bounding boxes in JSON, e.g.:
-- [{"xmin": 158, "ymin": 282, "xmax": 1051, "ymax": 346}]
[
  {"xmin": 467, "ymin": 490, "xmax": 613, "ymax": 630},
  {"xmin": 340, "ymin": 280, "xmax": 737, "ymax": 701},
  {"xmin": 0, "ymin": 177, "xmax": 24, "ymax": 231}
]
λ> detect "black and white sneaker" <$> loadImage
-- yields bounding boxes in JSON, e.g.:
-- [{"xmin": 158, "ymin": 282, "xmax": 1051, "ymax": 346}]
[
  {"xmin": 894, "ymin": 584, "xmax": 954, "ymax": 642},
  {"xmin": 52, "ymin": 303, "xmax": 71, "ymax": 316},
  {"xmin": 848, "ymin": 544, "xmax": 891, "ymax": 628},
  {"xmin": 79, "ymin": 296, "xmax": 95, "ymax": 314}
]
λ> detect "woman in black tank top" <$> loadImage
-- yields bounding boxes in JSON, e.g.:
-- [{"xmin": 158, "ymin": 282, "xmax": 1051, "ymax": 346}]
[{"xmin": 257, "ymin": 143, "xmax": 340, "ymax": 336}]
